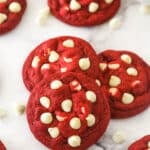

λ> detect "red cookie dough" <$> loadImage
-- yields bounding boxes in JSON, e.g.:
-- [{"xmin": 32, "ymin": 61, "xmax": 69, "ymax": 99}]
[
  {"xmin": 48, "ymin": 0, "xmax": 120, "ymax": 26},
  {"xmin": 128, "ymin": 135, "xmax": 150, "ymax": 150},
  {"xmin": 0, "ymin": 141, "xmax": 6, "ymax": 150},
  {"xmin": 22, "ymin": 36, "xmax": 101, "ymax": 91},
  {"xmin": 98, "ymin": 50, "xmax": 150, "ymax": 118},
  {"xmin": 0, "ymin": 0, "xmax": 26, "ymax": 35},
  {"xmin": 27, "ymin": 72, "xmax": 110, "ymax": 150}
]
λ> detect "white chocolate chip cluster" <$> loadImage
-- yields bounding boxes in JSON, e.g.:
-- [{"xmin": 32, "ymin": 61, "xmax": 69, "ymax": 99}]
[
  {"xmin": 36, "ymin": 76, "xmax": 99, "ymax": 148},
  {"xmin": 31, "ymin": 38, "xmax": 94, "ymax": 76},
  {"xmin": 68, "ymin": 0, "xmax": 114, "ymax": 13},
  {"xmin": 24, "ymin": 36, "xmax": 103, "ymax": 92},
  {"xmin": 99, "ymin": 52, "xmax": 143, "ymax": 105},
  {"xmin": 0, "ymin": 1, "xmax": 22, "ymax": 25}
]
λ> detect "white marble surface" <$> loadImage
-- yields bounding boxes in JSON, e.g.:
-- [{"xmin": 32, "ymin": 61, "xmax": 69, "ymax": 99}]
[{"xmin": 0, "ymin": 0, "xmax": 150, "ymax": 149}]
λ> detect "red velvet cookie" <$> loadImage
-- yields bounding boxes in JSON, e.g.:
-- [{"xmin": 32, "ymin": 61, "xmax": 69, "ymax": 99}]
[
  {"xmin": 98, "ymin": 50, "xmax": 150, "ymax": 118},
  {"xmin": 0, "ymin": 141, "xmax": 6, "ymax": 150},
  {"xmin": 22, "ymin": 36, "xmax": 101, "ymax": 91},
  {"xmin": 27, "ymin": 72, "xmax": 110, "ymax": 150},
  {"xmin": 48, "ymin": 0, "xmax": 120, "ymax": 26},
  {"xmin": 0, "ymin": 0, "xmax": 26, "ymax": 34},
  {"xmin": 128, "ymin": 135, "xmax": 150, "ymax": 150}
]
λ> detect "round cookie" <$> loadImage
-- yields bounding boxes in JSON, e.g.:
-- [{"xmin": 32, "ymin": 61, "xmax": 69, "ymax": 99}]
[
  {"xmin": 48, "ymin": 0, "xmax": 120, "ymax": 26},
  {"xmin": 128, "ymin": 135, "xmax": 150, "ymax": 150},
  {"xmin": 0, "ymin": 141, "xmax": 6, "ymax": 150},
  {"xmin": 0, "ymin": 0, "xmax": 26, "ymax": 34},
  {"xmin": 22, "ymin": 36, "xmax": 101, "ymax": 91},
  {"xmin": 98, "ymin": 50, "xmax": 150, "ymax": 118},
  {"xmin": 27, "ymin": 72, "xmax": 110, "ymax": 150}
]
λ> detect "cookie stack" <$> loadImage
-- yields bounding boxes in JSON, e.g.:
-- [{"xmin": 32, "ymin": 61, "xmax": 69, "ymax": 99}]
[
  {"xmin": 22, "ymin": 36, "xmax": 150, "ymax": 150},
  {"xmin": 22, "ymin": 36, "xmax": 110, "ymax": 150}
]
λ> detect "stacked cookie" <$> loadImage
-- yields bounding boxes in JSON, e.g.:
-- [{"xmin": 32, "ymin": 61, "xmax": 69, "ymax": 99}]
[
  {"xmin": 22, "ymin": 36, "xmax": 150, "ymax": 150},
  {"xmin": 22, "ymin": 36, "xmax": 110, "ymax": 150}
]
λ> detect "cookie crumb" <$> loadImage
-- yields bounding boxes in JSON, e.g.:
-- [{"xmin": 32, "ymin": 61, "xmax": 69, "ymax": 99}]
[
  {"xmin": 15, "ymin": 104, "xmax": 26, "ymax": 115},
  {"xmin": 0, "ymin": 107, "xmax": 7, "ymax": 118},
  {"xmin": 140, "ymin": 5, "xmax": 150, "ymax": 15}
]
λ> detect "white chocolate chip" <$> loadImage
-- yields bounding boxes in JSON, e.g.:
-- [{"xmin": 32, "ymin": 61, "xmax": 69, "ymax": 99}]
[
  {"xmin": 9, "ymin": 2, "xmax": 22, "ymax": 13},
  {"xmin": 60, "ymin": 67, "xmax": 67, "ymax": 73},
  {"xmin": 109, "ymin": 75, "xmax": 121, "ymax": 87},
  {"xmin": 70, "ymin": 117, "xmax": 81, "ymax": 129},
  {"xmin": 70, "ymin": 80, "xmax": 82, "ymax": 91},
  {"xmin": 40, "ymin": 112, "xmax": 53, "ymax": 124},
  {"xmin": 109, "ymin": 17, "xmax": 122, "ymax": 30},
  {"xmin": 108, "ymin": 63, "xmax": 120, "ymax": 70},
  {"xmin": 56, "ymin": 115, "xmax": 65, "ymax": 121},
  {"xmin": 75, "ymin": 85, "xmax": 82, "ymax": 91},
  {"xmin": 109, "ymin": 88, "xmax": 118, "ymax": 96},
  {"xmin": 126, "ymin": 67, "xmax": 138, "ymax": 76},
  {"xmin": 121, "ymin": 54, "xmax": 132, "ymax": 64},
  {"xmin": 70, "ymin": 0, "xmax": 81, "ymax": 11},
  {"xmin": 132, "ymin": 80, "xmax": 140, "ymax": 87},
  {"xmin": 0, "ymin": 0, "xmax": 7, "ymax": 2},
  {"xmin": 40, "ymin": 96, "xmax": 50, "ymax": 108},
  {"xmin": 140, "ymin": 5, "xmax": 150, "ymax": 15},
  {"xmin": 105, "ymin": 0, "xmax": 114, "ymax": 4},
  {"xmin": 72, "ymin": 81, "xmax": 78, "ymax": 86},
  {"xmin": 64, "ymin": 57, "xmax": 73, "ymax": 63},
  {"xmin": 39, "ymin": 6, "xmax": 50, "ymax": 16},
  {"xmin": 61, "ymin": 99, "xmax": 72, "ymax": 112},
  {"xmin": 48, "ymin": 51, "xmax": 59, "ymax": 63},
  {"xmin": 95, "ymin": 79, "xmax": 101, "ymax": 86},
  {"xmin": 81, "ymin": 107, "xmax": 86, "ymax": 113},
  {"xmin": 73, "ymin": 81, "xmax": 79, "ymax": 86},
  {"xmin": 99, "ymin": 63, "xmax": 107, "ymax": 71},
  {"xmin": 15, "ymin": 104, "xmax": 25, "ymax": 115},
  {"xmin": 112, "ymin": 131, "xmax": 126, "ymax": 144},
  {"xmin": 88, "ymin": 2, "xmax": 99, "ymax": 13},
  {"xmin": 50, "ymin": 80, "xmax": 63, "ymax": 89},
  {"xmin": 86, "ymin": 114, "xmax": 96, "ymax": 127},
  {"xmin": 41, "ymin": 63, "xmax": 50, "ymax": 70},
  {"xmin": 0, "ymin": 107, "xmax": 7, "ymax": 118},
  {"xmin": 86, "ymin": 91, "xmax": 97, "ymax": 103},
  {"xmin": 48, "ymin": 127, "xmax": 60, "ymax": 138},
  {"xmin": 63, "ymin": 39, "xmax": 75, "ymax": 48},
  {"xmin": 68, "ymin": 135, "xmax": 81, "ymax": 147},
  {"xmin": 122, "ymin": 93, "xmax": 134, "ymax": 104},
  {"xmin": 36, "ymin": 6, "xmax": 50, "ymax": 25},
  {"xmin": 79, "ymin": 58, "xmax": 90, "ymax": 71},
  {"xmin": 0, "ymin": 13, "xmax": 7, "ymax": 24},
  {"xmin": 147, "ymin": 141, "xmax": 150, "ymax": 148},
  {"xmin": 31, "ymin": 56, "xmax": 40, "ymax": 68}
]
